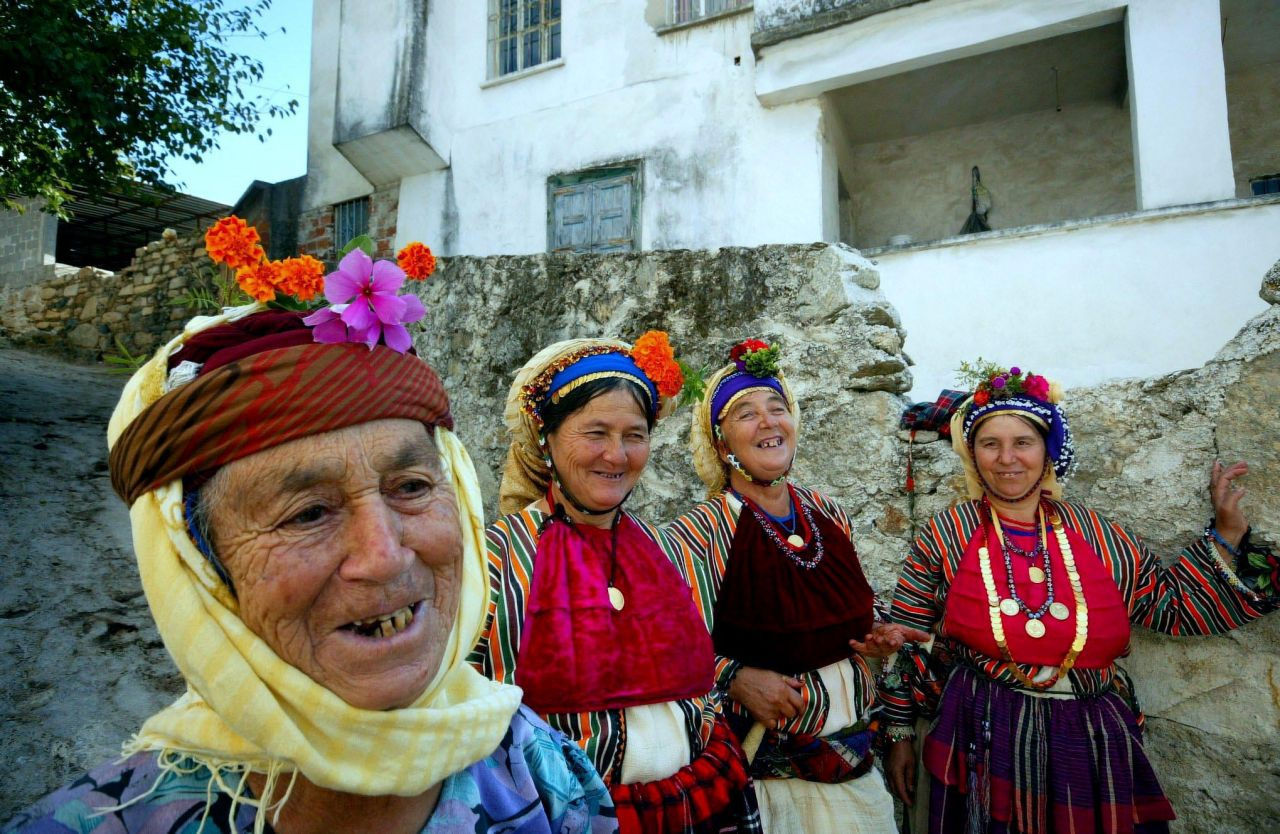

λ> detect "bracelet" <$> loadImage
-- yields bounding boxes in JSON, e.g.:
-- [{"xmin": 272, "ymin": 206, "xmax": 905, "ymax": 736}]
[
  {"xmin": 884, "ymin": 725, "xmax": 916, "ymax": 742},
  {"xmin": 1204, "ymin": 525, "xmax": 1242, "ymax": 558}
]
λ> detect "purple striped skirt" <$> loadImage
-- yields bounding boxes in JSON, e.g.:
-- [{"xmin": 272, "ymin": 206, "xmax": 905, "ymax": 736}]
[{"xmin": 922, "ymin": 666, "xmax": 1175, "ymax": 834}]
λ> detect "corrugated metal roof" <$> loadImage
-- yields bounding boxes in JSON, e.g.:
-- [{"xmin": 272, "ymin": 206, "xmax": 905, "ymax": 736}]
[{"xmin": 57, "ymin": 183, "xmax": 231, "ymax": 271}]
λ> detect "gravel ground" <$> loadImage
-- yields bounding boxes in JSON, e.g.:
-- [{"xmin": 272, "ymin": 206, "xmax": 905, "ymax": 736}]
[{"xmin": 0, "ymin": 348, "xmax": 182, "ymax": 821}]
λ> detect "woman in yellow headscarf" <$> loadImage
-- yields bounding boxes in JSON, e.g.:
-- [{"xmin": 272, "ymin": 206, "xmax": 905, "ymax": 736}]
[{"xmin": 4, "ymin": 244, "xmax": 615, "ymax": 833}]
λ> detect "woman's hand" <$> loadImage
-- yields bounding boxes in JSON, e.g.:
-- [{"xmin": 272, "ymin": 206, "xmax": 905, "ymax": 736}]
[
  {"xmin": 1211, "ymin": 459, "xmax": 1250, "ymax": 549},
  {"xmin": 887, "ymin": 738, "xmax": 916, "ymax": 805},
  {"xmin": 728, "ymin": 666, "xmax": 805, "ymax": 729},
  {"xmin": 849, "ymin": 622, "xmax": 932, "ymax": 660}
]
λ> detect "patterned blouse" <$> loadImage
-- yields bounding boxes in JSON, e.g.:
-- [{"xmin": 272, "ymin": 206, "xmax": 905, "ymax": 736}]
[
  {"xmin": 3, "ymin": 705, "xmax": 616, "ymax": 833},
  {"xmin": 879, "ymin": 498, "xmax": 1280, "ymax": 729},
  {"xmin": 467, "ymin": 508, "xmax": 721, "ymax": 784},
  {"xmin": 664, "ymin": 488, "xmax": 879, "ymax": 736}
]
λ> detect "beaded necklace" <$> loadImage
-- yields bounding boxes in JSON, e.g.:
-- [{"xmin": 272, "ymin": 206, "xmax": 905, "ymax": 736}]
[
  {"xmin": 977, "ymin": 500, "xmax": 1088, "ymax": 689},
  {"xmin": 732, "ymin": 484, "xmax": 825, "ymax": 569},
  {"xmin": 990, "ymin": 508, "xmax": 1070, "ymax": 635}
]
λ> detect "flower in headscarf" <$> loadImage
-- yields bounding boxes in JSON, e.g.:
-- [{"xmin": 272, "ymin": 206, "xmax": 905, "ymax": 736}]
[
  {"xmin": 1023, "ymin": 373, "xmax": 1050, "ymax": 401},
  {"xmin": 974, "ymin": 389, "xmax": 990, "ymax": 406},
  {"xmin": 236, "ymin": 260, "xmax": 279, "ymax": 303},
  {"xmin": 205, "ymin": 216, "xmax": 265, "ymax": 271},
  {"xmin": 397, "ymin": 242, "xmax": 437, "ymax": 281},
  {"xmin": 631, "ymin": 330, "xmax": 685, "ymax": 398},
  {"xmin": 275, "ymin": 255, "xmax": 326, "ymax": 302},
  {"xmin": 322, "ymin": 249, "xmax": 426, "ymax": 352},
  {"xmin": 991, "ymin": 375, "xmax": 1007, "ymax": 389}
]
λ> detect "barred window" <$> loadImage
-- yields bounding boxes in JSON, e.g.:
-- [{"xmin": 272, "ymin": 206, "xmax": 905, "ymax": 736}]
[
  {"xmin": 489, "ymin": 0, "xmax": 561, "ymax": 78},
  {"xmin": 334, "ymin": 197, "xmax": 368, "ymax": 247},
  {"xmin": 669, "ymin": 0, "xmax": 750, "ymax": 25}
]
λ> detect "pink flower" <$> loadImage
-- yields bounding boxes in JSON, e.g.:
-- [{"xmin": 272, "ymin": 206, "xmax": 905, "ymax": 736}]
[
  {"xmin": 1024, "ymin": 374, "xmax": 1050, "ymax": 400},
  {"xmin": 302, "ymin": 304, "xmax": 351, "ymax": 344},
  {"xmin": 1009, "ymin": 366, "xmax": 1021, "ymax": 376},
  {"xmin": 312, "ymin": 249, "xmax": 426, "ymax": 353},
  {"xmin": 992, "ymin": 375, "xmax": 1007, "ymax": 389}
]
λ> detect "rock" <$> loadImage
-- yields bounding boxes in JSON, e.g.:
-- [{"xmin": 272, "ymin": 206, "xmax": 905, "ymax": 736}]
[{"xmin": 1262, "ymin": 258, "xmax": 1280, "ymax": 305}]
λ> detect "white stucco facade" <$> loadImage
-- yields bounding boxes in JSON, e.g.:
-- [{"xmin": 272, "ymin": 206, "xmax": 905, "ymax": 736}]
[{"xmin": 303, "ymin": 0, "xmax": 1280, "ymax": 396}]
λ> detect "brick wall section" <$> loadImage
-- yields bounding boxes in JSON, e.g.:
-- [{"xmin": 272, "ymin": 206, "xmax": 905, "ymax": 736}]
[
  {"xmin": 0, "ymin": 231, "xmax": 208, "ymax": 359},
  {"xmin": 294, "ymin": 184, "xmax": 400, "ymax": 266}
]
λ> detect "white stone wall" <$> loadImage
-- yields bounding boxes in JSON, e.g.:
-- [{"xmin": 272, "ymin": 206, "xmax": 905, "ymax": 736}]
[
  {"xmin": 874, "ymin": 199, "xmax": 1280, "ymax": 402},
  {"xmin": 306, "ymin": 3, "xmax": 831, "ymax": 255}
]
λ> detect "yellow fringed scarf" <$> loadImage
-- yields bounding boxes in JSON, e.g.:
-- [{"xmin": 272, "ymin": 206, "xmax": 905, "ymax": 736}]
[{"xmin": 105, "ymin": 308, "xmax": 523, "ymax": 827}]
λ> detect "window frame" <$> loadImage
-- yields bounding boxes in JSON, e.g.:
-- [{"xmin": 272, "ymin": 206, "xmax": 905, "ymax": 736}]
[
  {"xmin": 547, "ymin": 164, "xmax": 643, "ymax": 254},
  {"xmin": 667, "ymin": 0, "xmax": 751, "ymax": 27},
  {"xmin": 334, "ymin": 197, "xmax": 369, "ymax": 248},
  {"xmin": 488, "ymin": 0, "xmax": 562, "ymax": 79}
]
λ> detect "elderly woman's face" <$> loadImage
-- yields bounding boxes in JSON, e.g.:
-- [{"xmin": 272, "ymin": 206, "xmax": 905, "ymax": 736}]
[
  {"xmin": 207, "ymin": 418, "xmax": 462, "ymax": 711},
  {"xmin": 717, "ymin": 389, "xmax": 795, "ymax": 483},
  {"xmin": 973, "ymin": 414, "xmax": 1047, "ymax": 501},
  {"xmin": 546, "ymin": 387, "xmax": 650, "ymax": 512}
]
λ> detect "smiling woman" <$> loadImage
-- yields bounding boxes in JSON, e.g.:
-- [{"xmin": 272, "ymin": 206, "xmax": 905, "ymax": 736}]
[
  {"xmin": 469, "ymin": 336, "xmax": 763, "ymax": 834},
  {"xmin": 3, "ymin": 304, "xmax": 615, "ymax": 833}
]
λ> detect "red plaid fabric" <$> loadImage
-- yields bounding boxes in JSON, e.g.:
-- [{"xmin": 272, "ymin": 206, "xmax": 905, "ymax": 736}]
[
  {"xmin": 900, "ymin": 388, "xmax": 968, "ymax": 437},
  {"xmin": 610, "ymin": 716, "xmax": 761, "ymax": 834}
]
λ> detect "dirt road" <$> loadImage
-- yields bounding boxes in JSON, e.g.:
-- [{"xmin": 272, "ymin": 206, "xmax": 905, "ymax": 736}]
[{"xmin": 0, "ymin": 348, "xmax": 181, "ymax": 821}]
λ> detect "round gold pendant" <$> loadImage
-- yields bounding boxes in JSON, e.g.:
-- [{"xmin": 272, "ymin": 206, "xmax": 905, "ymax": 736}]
[
  {"xmin": 786, "ymin": 533, "xmax": 805, "ymax": 547},
  {"xmin": 999, "ymin": 598, "xmax": 1020, "ymax": 617},
  {"xmin": 608, "ymin": 586, "xmax": 626, "ymax": 611},
  {"xmin": 1049, "ymin": 602, "xmax": 1070, "ymax": 620},
  {"xmin": 1025, "ymin": 619, "xmax": 1046, "ymax": 639},
  {"xmin": 1028, "ymin": 566, "xmax": 1046, "ymax": 584}
]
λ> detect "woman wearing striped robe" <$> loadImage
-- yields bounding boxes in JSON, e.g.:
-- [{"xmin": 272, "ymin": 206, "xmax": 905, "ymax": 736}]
[
  {"xmin": 468, "ymin": 337, "xmax": 762, "ymax": 834},
  {"xmin": 665, "ymin": 340, "xmax": 927, "ymax": 834},
  {"xmin": 880, "ymin": 363, "xmax": 1279, "ymax": 834}
]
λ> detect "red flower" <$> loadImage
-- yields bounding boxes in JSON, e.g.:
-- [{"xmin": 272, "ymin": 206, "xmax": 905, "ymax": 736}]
[
  {"xmin": 730, "ymin": 338, "xmax": 769, "ymax": 363},
  {"xmin": 974, "ymin": 389, "xmax": 990, "ymax": 406}
]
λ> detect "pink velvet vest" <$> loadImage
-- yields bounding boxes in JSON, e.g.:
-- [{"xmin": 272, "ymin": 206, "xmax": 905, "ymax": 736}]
[{"xmin": 515, "ymin": 512, "xmax": 714, "ymax": 714}]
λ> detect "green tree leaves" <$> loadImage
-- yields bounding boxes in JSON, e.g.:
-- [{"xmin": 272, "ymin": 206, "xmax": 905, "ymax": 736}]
[{"xmin": 0, "ymin": 0, "xmax": 297, "ymax": 216}]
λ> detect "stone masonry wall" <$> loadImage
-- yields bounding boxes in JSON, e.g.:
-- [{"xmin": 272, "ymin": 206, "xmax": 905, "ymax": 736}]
[
  {"xmin": 0, "ymin": 235, "xmax": 1274, "ymax": 832},
  {"xmin": 0, "ymin": 231, "xmax": 207, "ymax": 359},
  {"xmin": 412, "ymin": 246, "xmax": 1279, "ymax": 834}
]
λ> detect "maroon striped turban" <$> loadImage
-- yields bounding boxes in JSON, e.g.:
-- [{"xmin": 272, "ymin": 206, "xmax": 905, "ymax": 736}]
[{"xmin": 109, "ymin": 310, "xmax": 453, "ymax": 505}]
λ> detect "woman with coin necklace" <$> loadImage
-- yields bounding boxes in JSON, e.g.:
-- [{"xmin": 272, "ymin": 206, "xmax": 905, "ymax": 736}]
[{"xmin": 880, "ymin": 363, "xmax": 1279, "ymax": 834}]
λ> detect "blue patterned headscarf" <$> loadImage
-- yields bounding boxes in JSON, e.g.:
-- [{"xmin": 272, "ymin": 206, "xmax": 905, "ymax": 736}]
[{"xmin": 961, "ymin": 395, "xmax": 1076, "ymax": 480}]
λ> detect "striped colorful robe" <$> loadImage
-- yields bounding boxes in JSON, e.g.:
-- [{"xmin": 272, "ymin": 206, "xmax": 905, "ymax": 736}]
[
  {"xmin": 469, "ymin": 507, "xmax": 721, "ymax": 784},
  {"xmin": 880, "ymin": 498, "xmax": 1279, "ymax": 728},
  {"xmin": 665, "ymin": 488, "xmax": 878, "ymax": 737}
]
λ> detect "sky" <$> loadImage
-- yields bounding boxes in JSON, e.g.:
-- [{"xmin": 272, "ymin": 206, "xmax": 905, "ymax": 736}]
[{"xmin": 163, "ymin": 0, "xmax": 314, "ymax": 206}]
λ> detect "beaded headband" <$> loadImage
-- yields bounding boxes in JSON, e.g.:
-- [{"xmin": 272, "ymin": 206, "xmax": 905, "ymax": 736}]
[
  {"xmin": 518, "ymin": 332, "xmax": 686, "ymax": 428},
  {"xmin": 709, "ymin": 339, "xmax": 789, "ymax": 427},
  {"xmin": 957, "ymin": 361, "xmax": 1076, "ymax": 480}
]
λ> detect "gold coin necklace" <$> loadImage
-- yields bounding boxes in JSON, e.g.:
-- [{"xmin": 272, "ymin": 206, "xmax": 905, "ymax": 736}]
[
  {"xmin": 978, "ymin": 501, "xmax": 1089, "ymax": 689},
  {"xmin": 991, "ymin": 505, "xmax": 1062, "ymax": 638}
]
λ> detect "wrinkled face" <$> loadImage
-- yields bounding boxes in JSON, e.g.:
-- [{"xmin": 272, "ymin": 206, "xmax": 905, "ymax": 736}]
[
  {"xmin": 972, "ymin": 414, "xmax": 1048, "ymax": 502},
  {"xmin": 208, "ymin": 418, "xmax": 462, "ymax": 711},
  {"xmin": 717, "ymin": 388, "xmax": 796, "ymax": 485},
  {"xmin": 545, "ymin": 387, "xmax": 651, "ymax": 513}
]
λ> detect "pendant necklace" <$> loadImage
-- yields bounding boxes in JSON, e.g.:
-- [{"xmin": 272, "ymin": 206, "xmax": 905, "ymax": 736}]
[
  {"xmin": 606, "ymin": 509, "xmax": 625, "ymax": 610},
  {"xmin": 734, "ymin": 484, "xmax": 825, "ymax": 569}
]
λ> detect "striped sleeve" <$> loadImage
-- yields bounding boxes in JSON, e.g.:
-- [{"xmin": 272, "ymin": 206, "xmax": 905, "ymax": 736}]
[{"xmin": 1058, "ymin": 501, "xmax": 1279, "ymax": 635}]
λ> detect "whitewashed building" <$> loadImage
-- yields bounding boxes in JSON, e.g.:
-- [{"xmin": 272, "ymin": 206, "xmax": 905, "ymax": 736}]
[{"xmin": 301, "ymin": 0, "xmax": 1280, "ymax": 398}]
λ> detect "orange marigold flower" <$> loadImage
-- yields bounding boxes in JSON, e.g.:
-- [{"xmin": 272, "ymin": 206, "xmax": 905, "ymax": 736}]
[
  {"xmin": 397, "ymin": 242, "xmax": 436, "ymax": 281},
  {"xmin": 236, "ymin": 260, "xmax": 280, "ymax": 303},
  {"xmin": 205, "ymin": 216, "xmax": 265, "ymax": 270},
  {"xmin": 631, "ymin": 330, "xmax": 685, "ymax": 399},
  {"xmin": 275, "ymin": 255, "xmax": 326, "ymax": 302}
]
